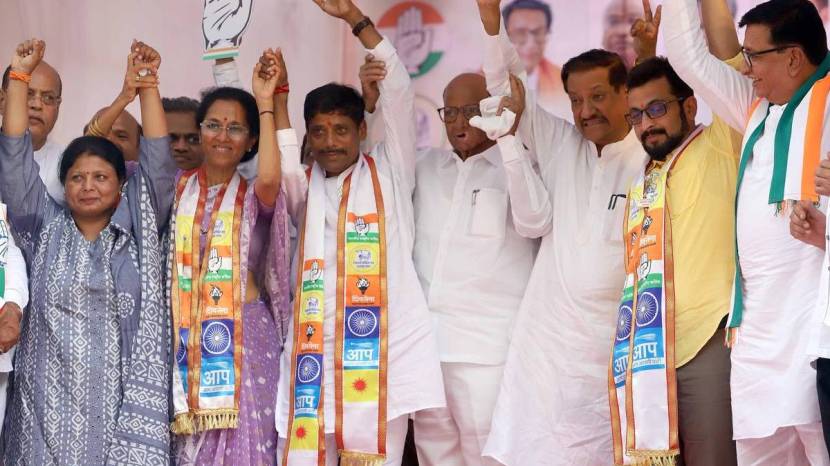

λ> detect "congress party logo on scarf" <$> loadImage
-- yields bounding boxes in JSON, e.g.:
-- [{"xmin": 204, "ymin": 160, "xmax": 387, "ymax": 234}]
[
  {"xmin": 170, "ymin": 169, "xmax": 246, "ymax": 434},
  {"xmin": 609, "ymin": 126, "xmax": 703, "ymax": 466},
  {"xmin": 0, "ymin": 204, "xmax": 9, "ymax": 301},
  {"xmin": 727, "ymin": 55, "xmax": 830, "ymax": 337},
  {"xmin": 284, "ymin": 155, "xmax": 388, "ymax": 466}
]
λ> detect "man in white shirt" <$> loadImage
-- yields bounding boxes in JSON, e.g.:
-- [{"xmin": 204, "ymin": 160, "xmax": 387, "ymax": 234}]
[
  {"xmin": 275, "ymin": 1, "xmax": 444, "ymax": 464},
  {"xmin": 0, "ymin": 63, "xmax": 64, "ymax": 203},
  {"xmin": 363, "ymin": 68, "xmax": 548, "ymax": 464},
  {"xmin": 665, "ymin": 0, "xmax": 830, "ymax": 463},
  {"xmin": 0, "ymin": 203, "xmax": 29, "ymax": 434},
  {"xmin": 474, "ymin": 1, "xmax": 649, "ymax": 464}
]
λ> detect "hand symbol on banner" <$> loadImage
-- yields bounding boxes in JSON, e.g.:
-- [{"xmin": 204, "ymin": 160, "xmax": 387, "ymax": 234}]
[
  {"xmin": 208, "ymin": 248, "xmax": 222, "ymax": 274},
  {"xmin": 394, "ymin": 6, "xmax": 433, "ymax": 75},
  {"xmin": 202, "ymin": 0, "xmax": 253, "ymax": 60},
  {"xmin": 0, "ymin": 219, "xmax": 8, "ymax": 266}
]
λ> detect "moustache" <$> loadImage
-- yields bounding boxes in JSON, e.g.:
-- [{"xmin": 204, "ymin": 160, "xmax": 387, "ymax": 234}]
[
  {"xmin": 641, "ymin": 129, "xmax": 667, "ymax": 142},
  {"xmin": 318, "ymin": 148, "xmax": 347, "ymax": 155}
]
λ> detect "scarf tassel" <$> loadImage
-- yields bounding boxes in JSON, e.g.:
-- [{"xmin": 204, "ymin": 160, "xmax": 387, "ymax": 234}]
[
  {"xmin": 339, "ymin": 451, "xmax": 386, "ymax": 466},
  {"xmin": 628, "ymin": 449, "xmax": 679, "ymax": 466},
  {"xmin": 170, "ymin": 413, "xmax": 195, "ymax": 435},
  {"xmin": 196, "ymin": 410, "xmax": 239, "ymax": 431}
]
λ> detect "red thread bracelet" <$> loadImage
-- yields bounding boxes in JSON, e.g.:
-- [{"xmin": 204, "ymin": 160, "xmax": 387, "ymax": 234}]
[{"xmin": 275, "ymin": 84, "xmax": 290, "ymax": 95}]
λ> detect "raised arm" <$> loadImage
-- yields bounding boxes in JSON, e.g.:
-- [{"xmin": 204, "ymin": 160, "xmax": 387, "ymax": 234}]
[
  {"xmin": 663, "ymin": 0, "xmax": 753, "ymax": 131},
  {"xmin": 251, "ymin": 48, "xmax": 285, "ymax": 206},
  {"xmin": 86, "ymin": 41, "xmax": 160, "ymax": 138},
  {"xmin": 0, "ymin": 39, "xmax": 58, "ymax": 238},
  {"xmin": 700, "ymin": 0, "xmax": 741, "ymax": 61},
  {"xmin": 476, "ymin": 0, "xmax": 583, "ymax": 170},
  {"xmin": 489, "ymin": 76, "xmax": 552, "ymax": 237},
  {"xmin": 314, "ymin": 0, "xmax": 416, "ymax": 185},
  {"xmin": 631, "ymin": 0, "xmax": 662, "ymax": 64},
  {"xmin": 129, "ymin": 41, "xmax": 176, "ymax": 230}
]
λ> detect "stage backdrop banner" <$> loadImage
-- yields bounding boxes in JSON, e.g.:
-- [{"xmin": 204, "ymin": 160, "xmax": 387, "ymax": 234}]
[{"xmin": 1, "ymin": 0, "xmax": 772, "ymax": 149}]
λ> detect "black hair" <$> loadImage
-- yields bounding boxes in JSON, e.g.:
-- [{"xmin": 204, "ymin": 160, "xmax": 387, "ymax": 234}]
[
  {"xmin": 502, "ymin": 0, "xmax": 553, "ymax": 31},
  {"xmin": 59, "ymin": 136, "xmax": 127, "ymax": 185},
  {"xmin": 196, "ymin": 87, "xmax": 259, "ymax": 163},
  {"xmin": 627, "ymin": 57, "xmax": 694, "ymax": 100},
  {"xmin": 303, "ymin": 83, "xmax": 365, "ymax": 127},
  {"xmin": 2, "ymin": 64, "xmax": 63, "ymax": 95},
  {"xmin": 739, "ymin": 0, "xmax": 828, "ymax": 66},
  {"xmin": 561, "ymin": 49, "xmax": 628, "ymax": 92},
  {"xmin": 163, "ymin": 96, "xmax": 200, "ymax": 114}
]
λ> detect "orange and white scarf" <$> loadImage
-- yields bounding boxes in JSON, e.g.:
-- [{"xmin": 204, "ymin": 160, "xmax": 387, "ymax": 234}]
[
  {"xmin": 609, "ymin": 126, "xmax": 703, "ymax": 465},
  {"xmin": 170, "ymin": 169, "xmax": 247, "ymax": 433},
  {"xmin": 283, "ymin": 155, "xmax": 389, "ymax": 466}
]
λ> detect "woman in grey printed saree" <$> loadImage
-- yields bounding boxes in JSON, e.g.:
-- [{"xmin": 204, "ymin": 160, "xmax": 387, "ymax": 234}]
[{"xmin": 0, "ymin": 39, "xmax": 173, "ymax": 465}]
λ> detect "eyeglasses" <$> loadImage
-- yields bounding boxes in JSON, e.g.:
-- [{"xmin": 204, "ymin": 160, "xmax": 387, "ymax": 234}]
[
  {"xmin": 170, "ymin": 133, "xmax": 200, "ymax": 145},
  {"xmin": 507, "ymin": 27, "xmax": 548, "ymax": 45},
  {"xmin": 199, "ymin": 121, "xmax": 250, "ymax": 140},
  {"xmin": 27, "ymin": 89, "xmax": 61, "ymax": 107},
  {"xmin": 437, "ymin": 104, "xmax": 481, "ymax": 124},
  {"xmin": 626, "ymin": 98, "xmax": 685, "ymax": 126},
  {"xmin": 741, "ymin": 45, "xmax": 797, "ymax": 70}
]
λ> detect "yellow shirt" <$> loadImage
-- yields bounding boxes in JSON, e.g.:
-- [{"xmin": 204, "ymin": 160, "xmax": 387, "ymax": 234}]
[{"xmin": 647, "ymin": 116, "xmax": 742, "ymax": 367}]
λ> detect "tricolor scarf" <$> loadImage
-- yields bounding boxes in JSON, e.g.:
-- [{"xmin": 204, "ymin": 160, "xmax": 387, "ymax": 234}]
[
  {"xmin": 727, "ymin": 55, "xmax": 830, "ymax": 335},
  {"xmin": 283, "ymin": 155, "xmax": 389, "ymax": 466},
  {"xmin": 609, "ymin": 126, "xmax": 703, "ymax": 465},
  {"xmin": 170, "ymin": 169, "xmax": 247, "ymax": 433},
  {"xmin": 0, "ymin": 204, "xmax": 8, "ymax": 300}
]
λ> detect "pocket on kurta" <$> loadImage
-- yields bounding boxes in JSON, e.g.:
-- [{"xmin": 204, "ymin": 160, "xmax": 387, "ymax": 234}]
[{"xmin": 468, "ymin": 188, "xmax": 508, "ymax": 238}]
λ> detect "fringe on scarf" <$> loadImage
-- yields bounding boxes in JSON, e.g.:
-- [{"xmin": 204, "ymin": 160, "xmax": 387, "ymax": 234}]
[
  {"xmin": 629, "ymin": 449, "xmax": 679, "ymax": 466},
  {"xmin": 339, "ymin": 451, "xmax": 386, "ymax": 466},
  {"xmin": 171, "ymin": 413, "xmax": 195, "ymax": 435}
]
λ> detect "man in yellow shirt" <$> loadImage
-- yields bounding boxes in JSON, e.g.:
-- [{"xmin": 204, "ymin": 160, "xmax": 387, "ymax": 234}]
[{"xmin": 609, "ymin": 56, "xmax": 741, "ymax": 466}]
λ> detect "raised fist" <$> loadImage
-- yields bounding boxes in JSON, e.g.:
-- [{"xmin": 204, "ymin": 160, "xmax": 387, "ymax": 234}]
[
  {"xmin": 11, "ymin": 39, "xmax": 45, "ymax": 75},
  {"xmin": 203, "ymin": 0, "xmax": 253, "ymax": 58},
  {"xmin": 394, "ymin": 7, "xmax": 433, "ymax": 75}
]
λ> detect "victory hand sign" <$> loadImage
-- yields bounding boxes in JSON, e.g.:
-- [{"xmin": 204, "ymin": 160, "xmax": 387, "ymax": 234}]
[{"xmin": 630, "ymin": 0, "xmax": 661, "ymax": 64}]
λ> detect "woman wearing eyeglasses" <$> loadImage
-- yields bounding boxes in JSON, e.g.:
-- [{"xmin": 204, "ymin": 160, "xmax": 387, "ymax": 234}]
[
  {"xmin": 0, "ymin": 39, "xmax": 173, "ymax": 465},
  {"xmin": 170, "ymin": 48, "xmax": 291, "ymax": 466}
]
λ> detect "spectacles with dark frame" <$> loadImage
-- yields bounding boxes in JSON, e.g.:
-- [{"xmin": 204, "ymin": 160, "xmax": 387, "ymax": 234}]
[
  {"xmin": 626, "ymin": 98, "xmax": 686, "ymax": 126},
  {"xmin": 741, "ymin": 45, "xmax": 797, "ymax": 69},
  {"xmin": 199, "ymin": 121, "xmax": 250, "ymax": 140},
  {"xmin": 437, "ymin": 104, "xmax": 481, "ymax": 124}
]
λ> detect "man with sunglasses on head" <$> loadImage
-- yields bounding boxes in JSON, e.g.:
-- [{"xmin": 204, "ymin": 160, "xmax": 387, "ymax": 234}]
[
  {"xmin": 359, "ymin": 67, "xmax": 550, "ymax": 465},
  {"xmin": 607, "ymin": 55, "xmax": 741, "ymax": 466},
  {"xmin": 665, "ymin": 0, "xmax": 830, "ymax": 463},
  {"xmin": 0, "ymin": 61, "xmax": 65, "ymax": 203}
]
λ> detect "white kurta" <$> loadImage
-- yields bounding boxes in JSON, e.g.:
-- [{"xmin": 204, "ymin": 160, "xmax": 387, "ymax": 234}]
[
  {"xmin": 0, "ymin": 202, "xmax": 30, "ymax": 433},
  {"xmin": 413, "ymin": 137, "xmax": 548, "ymax": 365},
  {"xmin": 480, "ymin": 22, "xmax": 648, "ymax": 466},
  {"xmin": 33, "ymin": 140, "xmax": 64, "ymax": 204},
  {"xmin": 664, "ymin": 0, "xmax": 830, "ymax": 441},
  {"xmin": 276, "ymin": 37, "xmax": 445, "ymax": 436}
]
